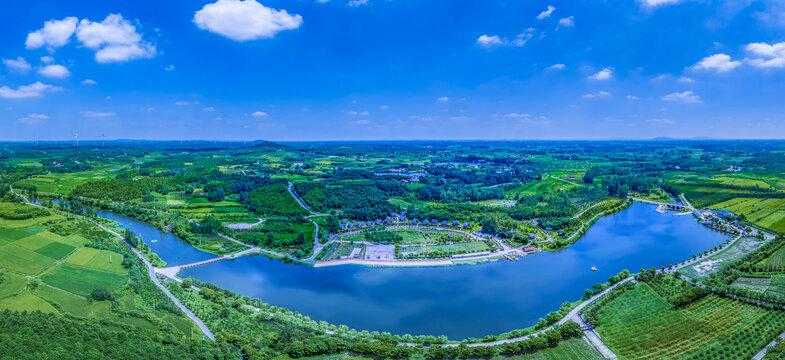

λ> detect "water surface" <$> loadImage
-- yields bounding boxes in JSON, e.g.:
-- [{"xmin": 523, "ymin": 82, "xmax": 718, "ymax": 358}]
[{"xmin": 175, "ymin": 203, "xmax": 727, "ymax": 339}]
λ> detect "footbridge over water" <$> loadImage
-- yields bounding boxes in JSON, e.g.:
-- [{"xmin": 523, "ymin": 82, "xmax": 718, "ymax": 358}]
[{"xmin": 155, "ymin": 247, "xmax": 260, "ymax": 279}]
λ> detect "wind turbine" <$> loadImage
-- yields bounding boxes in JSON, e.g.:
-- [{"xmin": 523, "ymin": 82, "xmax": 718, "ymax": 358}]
[{"xmin": 73, "ymin": 132, "xmax": 79, "ymax": 147}]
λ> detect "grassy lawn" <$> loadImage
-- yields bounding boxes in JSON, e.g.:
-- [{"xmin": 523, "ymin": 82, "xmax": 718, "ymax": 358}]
[
  {"xmin": 34, "ymin": 241, "xmax": 77, "ymax": 260},
  {"xmin": 596, "ymin": 282, "xmax": 785, "ymax": 360},
  {"xmin": 681, "ymin": 237, "xmax": 766, "ymax": 279},
  {"xmin": 40, "ymin": 263, "xmax": 127, "ymax": 297}
]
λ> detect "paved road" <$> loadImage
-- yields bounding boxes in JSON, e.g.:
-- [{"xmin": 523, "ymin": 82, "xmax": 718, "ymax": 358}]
[{"xmin": 12, "ymin": 189, "xmax": 216, "ymax": 341}]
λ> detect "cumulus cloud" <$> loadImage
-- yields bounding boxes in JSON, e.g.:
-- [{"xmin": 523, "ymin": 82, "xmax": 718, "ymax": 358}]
[
  {"xmin": 537, "ymin": 5, "xmax": 556, "ymax": 20},
  {"xmin": 436, "ymin": 96, "xmax": 450, "ymax": 102},
  {"xmin": 25, "ymin": 17, "xmax": 78, "ymax": 51},
  {"xmin": 589, "ymin": 67, "xmax": 613, "ymax": 80},
  {"xmin": 76, "ymin": 14, "xmax": 156, "ymax": 63},
  {"xmin": 203, "ymin": 106, "xmax": 216, "ymax": 112},
  {"xmin": 558, "ymin": 16, "xmax": 574, "ymax": 28},
  {"xmin": 505, "ymin": 113, "xmax": 530, "ymax": 118},
  {"xmin": 17, "ymin": 113, "xmax": 49, "ymax": 125},
  {"xmin": 38, "ymin": 64, "xmax": 71, "ymax": 79},
  {"xmin": 81, "ymin": 111, "xmax": 117, "ymax": 117},
  {"xmin": 175, "ymin": 101, "xmax": 200, "ymax": 105},
  {"xmin": 165, "ymin": 64, "xmax": 176, "ymax": 71},
  {"xmin": 81, "ymin": 79, "xmax": 97, "ymax": 85},
  {"xmin": 194, "ymin": 0, "xmax": 303, "ymax": 41},
  {"xmin": 692, "ymin": 54, "xmax": 741, "ymax": 72},
  {"xmin": 626, "ymin": 95, "xmax": 639, "ymax": 100},
  {"xmin": 476, "ymin": 35, "xmax": 504, "ymax": 48},
  {"xmin": 679, "ymin": 76, "xmax": 695, "ymax": 83},
  {"xmin": 252, "ymin": 111, "xmax": 268, "ymax": 117},
  {"xmin": 3, "ymin": 57, "xmax": 32, "ymax": 73},
  {"xmin": 478, "ymin": 29, "xmax": 535, "ymax": 48},
  {"xmin": 662, "ymin": 91, "xmax": 702, "ymax": 104},
  {"xmin": 547, "ymin": 63, "xmax": 566, "ymax": 70},
  {"xmin": 352, "ymin": 119, "xmax": 370, "ymax": 125},
  {"xmin": 745, "ymin": 42, "xmax": 785, "ymax": 69},
  {"xmin": 348, "ymin": 0, "xmax": 369, "ymax": 6},
  {"xmin": 40, "ymin": 56, "xmax": 55, "ymax": 64},
  {"xmin": 0, "ymin": 82, "xmax": 61, "ymax": 99},
  {"xmin": 583, "ymin": 91, "xmax": 611, "ymax": 98},
  {"xmin": 379, "ymin": 105, "xmax": 390, "ymax": 110}
]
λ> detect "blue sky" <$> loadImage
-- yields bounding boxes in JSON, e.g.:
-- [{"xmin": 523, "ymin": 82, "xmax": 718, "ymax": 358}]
[{"xmin": 2, "ymin": 0, "xmax": 785, "ymax": 141}]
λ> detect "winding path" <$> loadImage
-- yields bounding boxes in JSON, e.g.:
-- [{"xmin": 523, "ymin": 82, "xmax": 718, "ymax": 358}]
[{"xmin": 11, "ymin": 188, "xmax": 216, "ymax": 341}]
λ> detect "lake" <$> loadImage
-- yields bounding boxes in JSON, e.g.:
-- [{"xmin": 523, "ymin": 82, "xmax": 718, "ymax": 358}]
[{"xmin": 100, "ymin": 202, "xmax": 728, "ymax": 339}]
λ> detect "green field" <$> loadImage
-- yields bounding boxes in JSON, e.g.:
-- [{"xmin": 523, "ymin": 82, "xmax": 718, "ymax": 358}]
[
  {"xmin": 40, "ymin": 263, "xmax": 127, "ymax": 296},
  {"xmin": 499, "ymin": 338, "xmax": 605, "ymax": 360},
  {"xmin": 731, "ymin": 276, "xmax": 771, "ymax": 293},
  {"xmin": 0, "ymin": 271, "xmax": 28, "ymax": 299},
  {"xmin": 681, "ymin": 237, "xmax": 766, "ymax": 279},
  {"xmin": 595, "ymin": 282, "xmax": 785, "ymax": 360},
  {"xmin": 16, "ymin": 169, "xmax": 116, "ymax": 195},
  {"xmin": 710, "ymin": 197, "xmax": 785, "ymax": 233},
  {"xmin": 34, "ymin": 284, "xmax": 92, "ymax": 318},
  {"xmin": 66, "ymin": 247, "xmax": 126, "ymax": 274},
  {"xmin": 0, "ymin": 293, "xmax": 58, "ymax": 313},
  {"xmin": 0, "ymin": 243, "xmax": 57, "ymax": 275}
]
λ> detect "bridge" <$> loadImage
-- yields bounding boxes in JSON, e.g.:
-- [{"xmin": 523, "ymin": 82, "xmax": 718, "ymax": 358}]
[
  {"xmin": 630, "ymin": 198, "xmax": 686, "ymax": 210},
  {"xmin": 155, "ymin": 247, "xmax": 260, "ymax": 279}
]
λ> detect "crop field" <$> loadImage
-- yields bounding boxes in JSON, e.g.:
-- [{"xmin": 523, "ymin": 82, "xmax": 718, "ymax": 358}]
[
  {"xmin": 16, "ymin": 170, "xmax": 116, "ymax": 195},
  {"xmin": 506, "ymin": 176, "xmax": 581, "ymax": 197},
  {"xmin": 66, "ymin": 248, "xmax": 126, "ymax": 274},
  {"xmin": 681, "ymin": 237, "xmax": 766, "ymax": 279},
  {"xmin": 321, "ymin": 242, "xmax": 364, "ymax": 261},
  {"xmin": 40, "ymin": 263, "xmax": 127, "ymax": 296},
  {"xmin": 595, "ymin": 283, "xmax": 785, "ymax": 360},
  {"xmin": 174, "ymin": 196, "xmax": 253, "ymax": 219},
  {"xmin": 0, "ymin": 271, "xmax": 28, "ymax": 299},
  {"xmin": 766, "ymin": 274, "xmax": 785, "ymax": 298},
  {"xmin": 731, "ymin": 276, "xmax": 771, "ymax": 293},
  {"xmin": 503, "ymin": 338, "xmax": 605, "ymax": 360},
  {"xmin": 0, "ymin": 243, "xmax": 57, "ymax": 275},
  {"xmin": 763, "ymin": 243, "xmax": 785, "ymax": 267},
  {"xmin": 250, "ymin": 182, "xmax": 309, "ymax": 216},
  {"xmin": 34, "ymin": 284, "xmax": 92, "ymax": 318},
  {"xmin": 0, "ymin": 293, "xmax": 58, "ymax": 313},
  {"xmin": 710, "ymin": 197, "xmax": 785, "ymax": 232}
]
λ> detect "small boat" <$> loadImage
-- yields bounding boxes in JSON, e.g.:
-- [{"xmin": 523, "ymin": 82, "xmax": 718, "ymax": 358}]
[{"xmin": 591, "ymin": 266, "xmax": 597, "ymax": 271}]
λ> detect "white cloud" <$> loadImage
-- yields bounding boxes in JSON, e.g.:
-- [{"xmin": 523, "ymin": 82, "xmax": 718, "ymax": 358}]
[
  {"xmin": 692, "ymin": 54, "xmax": 741, "ymax": 72},
  {"xmin": 558, "ymin": 16, "xmax": 574, "ymax": 28},
  {"xmin": 194, "ymin": 0, "xmax": 303, "ymax": 41},
  {"xmin": 17, "ymin": 113, "xmax": 49, "ymax": 125},
  {"xmin": 352, "ymin": 119, "xmax": 370, "ymax": 125},
  {"xmin": 450, "ymin": 116, "xmax": 471, "ymax": 121},
  {"xmin": 26, "ymin": 17, "xmax": 78, "ymax": 51},
  {"xmin": 348, "ymin": 0, "xmax": 369, "ymax": 6},
  {"xmin": 537, "ymin": 5, "xmax": 555, "ymax": 20},
  {"xmin": 477, "ymin": 29, "xmax": 534, "ymax": 48},
  {"xmin": 639, "ymin": 0, "xmax": 682, "ymax": 7},
  {"xmin": 380, "ymin": 105, "xmax": 390, "ymax": 109},
  {"xmin": 40, "ymin": 56, "xmax": 55, "ymax": 64},
  {"xmin": 175, "ymin": 101, "xmax": 200, "ymax": 105},
  {"xmin": 252, "ymin": 111, "xmax": 268, "ymax": 117},
  {"xmin": 505, "ymin": 113, "xmax": 530, "ymax": 118},
  {"xmin": 679, "ymin": 76, "xmax": 695, "ymax": 83},
  {"xmin": 81, "ymin": 111, "xmax": 117, "ymax": 117},
  {"xmin": 0, "ymin": 82, "xmax": 61, "ymax": 99},
  {"xmin": 589, "ymin": 67, "xmax": 613, "ymax": 80},
  {"xmin": 3, "ymin": 57, "xmax": 32, "ymax": 73},
  {"xmin": 476, "ymin": 35, "xmax": 504, "ymax": 48},
  {"xmin": 343, "ymin": 110, "xmax": 358, "ymax": 115},
  {"xmin": 203, "ymin": 106, "xmax": 216, "ymax": 112},
  {"xmin": 76, "ymin": 14, "xmax": 156, "ymax": 63},
  {"xmin": 38, "ymin": 64, "xmax": 71, "ymax": 79},
  {"xmin": 547, "ymin": 63, "xmax": 566, "ymax": 70},
  {"xmin": 583, "ymin": 91, "xmax": 611, "ymax": 98},
  {"xmin": 745, "ymin": 42, "xmax": 785, "ymax": 69},
  {"xmin": 626, "ymin": 95, "xmax": 639, "ymax": 100},
  {"xmin": 436, "ymin": 96, "xmax": 450, "ymax": 102},
  {"xmin": 165, "ymin": 64, "xmax": 176, "ymax": 71},
  {"xmin": 81, "ymin": 79, "xmax": 97, "ymax": 85},
  {"xmin": 662, "ymin": 91, "xmax": 702, "ymax": 104},
  {"xmin": 648, "ymin": 118, "xmax": 677, "ymax": 124}
]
